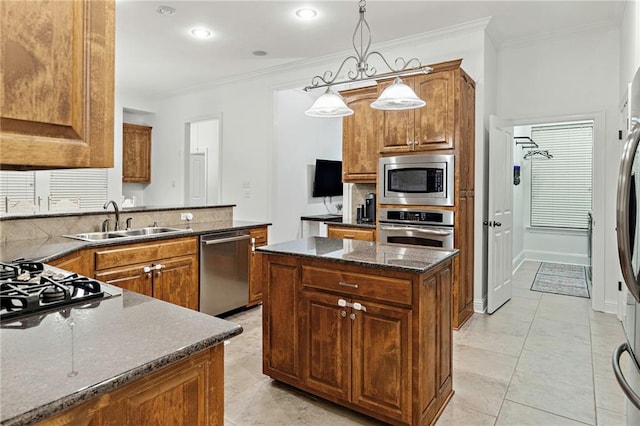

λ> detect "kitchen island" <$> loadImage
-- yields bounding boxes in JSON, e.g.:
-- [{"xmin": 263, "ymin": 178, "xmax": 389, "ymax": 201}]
[
  {"xmin": 0, "ymin": 286, "xmax": 242, "ymax": 425},
  {"xmin": 257, "ymin": 237, "xmax": 458, "ymax": 426}
]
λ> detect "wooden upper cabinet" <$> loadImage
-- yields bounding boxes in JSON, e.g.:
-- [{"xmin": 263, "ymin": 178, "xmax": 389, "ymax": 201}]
[
  {"xmin": 123, "ymin": 123, "xmax": 152, "ymax": 183},
  {"xmin": 0, "ymin": 0, "xmax": 115, "ymax": 170},
  {"xmin": 341, "ymin": 86, "xmax": 382, "ymax": 183},
  {"xmin": 380, "ymin": 60, "xmax": 459, "ymax": 154}
]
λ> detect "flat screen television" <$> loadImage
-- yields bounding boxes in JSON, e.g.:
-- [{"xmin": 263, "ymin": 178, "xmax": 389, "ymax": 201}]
[{"xmin": 312, "ymin": 159, "xmax": 343, "ymax": 197}]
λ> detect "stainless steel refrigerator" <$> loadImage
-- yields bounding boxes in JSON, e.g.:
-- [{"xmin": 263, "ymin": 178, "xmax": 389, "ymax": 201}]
[{"xmin": 615, "ymin": 65, "xmax": 640, "ymax": 425}]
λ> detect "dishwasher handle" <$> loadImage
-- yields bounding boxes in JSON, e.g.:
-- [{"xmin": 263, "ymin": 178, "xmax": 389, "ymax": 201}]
[{"xmin": 202, "ymin": 234, "xmax": 251, "ymax": 245}]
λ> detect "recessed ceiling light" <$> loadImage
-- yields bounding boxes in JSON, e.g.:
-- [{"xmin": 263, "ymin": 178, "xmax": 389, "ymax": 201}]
[
  {"xmin": 156, "ymin": 6, "xmax": 176, "ymax": 16},
  {"xmin": 190, "ymin": 28, "xmax": 213, "ymax": 39},
  {"xmin": 253, "ymin": 50, "xmax": 268, "ymax": 57},
  {"xmin": 295, "ymin": 8, "xmax": 318, "ymax": 20}
]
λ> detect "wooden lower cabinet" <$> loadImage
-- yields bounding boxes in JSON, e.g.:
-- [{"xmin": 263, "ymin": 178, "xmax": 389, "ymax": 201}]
[
  {"xmin": 248, "ymin": 227, "xmax": 268, "ymax": 306},
  {"xmin": 35, "ymin": 344, "xmax": 224, "ymax": 426},
  {"xmin": 326, "ymin": 225, "xmax": 375, "ymax": 241},
  {"xmin": 93, "ymin": 237, "xmax": 199, "ymax": 310},
  {"xmin": 263, "ymin": 254, "xmax": 453, "ymax": 425},
  {"xmin": 48, "ymin": 251, "xmax": 93, "ymax": 278}
]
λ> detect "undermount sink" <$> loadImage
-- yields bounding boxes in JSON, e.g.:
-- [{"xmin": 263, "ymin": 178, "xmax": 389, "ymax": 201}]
[{"xmin": 64, "ymin": 227, "xmax": 188, "ymax": 242}]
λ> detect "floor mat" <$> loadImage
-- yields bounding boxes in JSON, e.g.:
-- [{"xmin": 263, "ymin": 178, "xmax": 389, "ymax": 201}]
[{"xmin": 531, "ymin": 262, "xmax": 589, "ymax": 298}]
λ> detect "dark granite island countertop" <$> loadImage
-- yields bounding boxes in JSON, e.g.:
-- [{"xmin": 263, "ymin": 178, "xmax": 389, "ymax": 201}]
[
  {"xmin": 257, "ymin": 236, "xmax": 458, "ymax": 273},
  {"xmin": 0, "ymin": 289, "xmax": 242, "ymax": 425}
]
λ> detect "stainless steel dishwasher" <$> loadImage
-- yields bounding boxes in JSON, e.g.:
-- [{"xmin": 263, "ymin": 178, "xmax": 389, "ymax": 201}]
[{"xmin": 199, "ymin": 231, "xmax": 250, "ymax": 316}]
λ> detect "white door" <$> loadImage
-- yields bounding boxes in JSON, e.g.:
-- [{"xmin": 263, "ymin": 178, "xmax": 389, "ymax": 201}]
[
  {"xmin": 487, "ymin": 116, "xmax": 514, "ymax": 313},
  {"xmin": 188, "ymin": 152, "xmax": 207, "ymax": 206}
]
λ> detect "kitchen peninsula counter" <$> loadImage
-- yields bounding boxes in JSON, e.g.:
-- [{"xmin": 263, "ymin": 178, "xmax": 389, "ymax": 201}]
[
  {"xmin": 0, "ymin": 220, "xmax": 271, "ymax": 263},
  {"xmin": 0, "ymin": 287, "xmax": 242, "ymax": 425},
  {"xmin": 258, "ymin": 237, "xmax": 457, "ymax": 425}
]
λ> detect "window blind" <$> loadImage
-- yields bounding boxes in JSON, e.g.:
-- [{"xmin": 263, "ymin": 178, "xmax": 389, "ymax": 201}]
[
  {"xmin": 49, "ymin": 169, "xmax": 108, "ymax": 210},
  {"xmin": 530, "ymin": 121, "xmax": 593, "ymax": 229},
  {"xmin": 0, "ymin": 171, "xmax": 36, "ymax": 212}
]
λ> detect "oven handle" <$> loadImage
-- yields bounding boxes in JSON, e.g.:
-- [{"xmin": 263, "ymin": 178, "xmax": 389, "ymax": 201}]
[
  {"xmin": 612, "ymin": 341, "xmax": 640, "ymax": 410},
  {"xmin": 379, "ymin": 226, "xmax": 452, "ymax": 236}
]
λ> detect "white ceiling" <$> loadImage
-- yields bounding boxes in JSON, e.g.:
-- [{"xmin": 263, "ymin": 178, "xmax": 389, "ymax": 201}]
[{"xmin": 115, "ymin": 0, "xmax": 626, "ymax": 100}]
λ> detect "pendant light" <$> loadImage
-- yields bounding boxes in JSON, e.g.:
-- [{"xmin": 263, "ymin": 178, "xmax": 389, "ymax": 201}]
[
  {"xmin": 305, "ymin": 87, "xmax": 354, "ymax": 117},
  {"xmin": 303, "ymin": 0, "xmax": 431, "ymax": 117},
  {"xmin": 370, "ymin": 77, "xmax": 426, "ymax": 110}
]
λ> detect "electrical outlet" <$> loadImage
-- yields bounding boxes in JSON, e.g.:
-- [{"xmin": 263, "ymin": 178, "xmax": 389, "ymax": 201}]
[{"xmin": 180, "ymin": 212, "xmax": 194, "ymax": 221}]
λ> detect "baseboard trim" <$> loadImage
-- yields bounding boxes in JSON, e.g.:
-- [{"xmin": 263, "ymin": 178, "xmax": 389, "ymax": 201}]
[
  {"xmin": 473, "ymin": 297, "xmax": 486, "ymax": 314},
  {"xmin": 603, "ymin": 299, "xmax": 618, "ymax": 315},
  {"xmin": 523, "ymin": 250, "xmax": 588, "ymax": 266},
  {"xmin": 512, "ymin": 251, "xmax": 525, "ymax": 273}
]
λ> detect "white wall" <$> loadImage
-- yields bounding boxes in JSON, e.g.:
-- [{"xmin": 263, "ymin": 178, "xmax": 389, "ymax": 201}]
[
  {"xmin": 620, "ymin": 0, "xmax": 640, "ymax": 90},
  {"xmin": 271, "ymin": 89, "xmax": 342, "ymax": 243},
  {"xmin": 497, "ymin": 25, "xmax": 620, "ymax": 313}
]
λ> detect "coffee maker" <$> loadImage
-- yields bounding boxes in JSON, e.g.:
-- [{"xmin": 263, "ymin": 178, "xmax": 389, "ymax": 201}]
[{"xmin": 362, "ymin": 193, "xmax": 376, "ymax": 223}]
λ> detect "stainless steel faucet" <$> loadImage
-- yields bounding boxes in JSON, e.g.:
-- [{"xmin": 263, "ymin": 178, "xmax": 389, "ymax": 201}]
[{"xmin": 103, "ymin": 200, "xmax": 120, "ymax": 231}]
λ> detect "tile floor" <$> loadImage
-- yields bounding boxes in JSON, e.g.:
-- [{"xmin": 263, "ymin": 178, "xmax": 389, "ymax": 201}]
[{"xmin": 222, "ymin": 261, "xmax": 628, "ymax": 425}]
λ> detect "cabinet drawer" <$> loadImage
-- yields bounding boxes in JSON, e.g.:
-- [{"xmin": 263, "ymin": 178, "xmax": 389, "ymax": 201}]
[
  {"xmin": 94, "ymin": 237, "xmax": 198, "ymax": 270},
  {"xmin": 250, "ymin": 227, "xmax": 268, "ymax": 246},
  {"xmin": 327, "ymin": 226, "xmax": 375, "ymax": 241},
  {"xmin": 301, "ymin": 266, "xmax": 411, "ymax": 305}
]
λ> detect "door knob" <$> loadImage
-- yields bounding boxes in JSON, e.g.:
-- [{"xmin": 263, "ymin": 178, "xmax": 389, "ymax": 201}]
[{"xmin": 493, "ymin": 222, "xmax": 502, "ymax": 227}]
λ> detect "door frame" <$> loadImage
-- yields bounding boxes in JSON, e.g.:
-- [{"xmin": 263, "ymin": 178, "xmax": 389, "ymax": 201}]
[
  {"xmin": 506, "ymin": 111, "xmax": 605, "ymax": 313},
  {"xmin": 183, "ymin": 114, "xmax": 223, "ymax": 206}
]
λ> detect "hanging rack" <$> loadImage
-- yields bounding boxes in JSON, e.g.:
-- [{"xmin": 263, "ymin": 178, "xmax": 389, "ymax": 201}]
[
  {"xmin": 514, "ymin": 136, "xmax": 538, "ymax": 149},
  {"xmin": 523, "ymin": 149, "xmax": 553, "ymax": 159},
  {"xmin": 514, "ymin": 136, "xmax": 553, "ymax": 159}
]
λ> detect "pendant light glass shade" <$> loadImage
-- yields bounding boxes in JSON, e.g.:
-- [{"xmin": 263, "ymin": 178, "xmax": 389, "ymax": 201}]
[
  {"xmin": 305, "ymin": 88, "xmax": 354, "ymax": 117},
  {"xmin": 370, "ymin": 77, "xmax": 426, "ymax": 110}
]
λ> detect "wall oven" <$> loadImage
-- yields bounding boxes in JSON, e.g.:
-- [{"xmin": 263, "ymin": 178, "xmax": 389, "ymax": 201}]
[
  {"xmin": 379, "ymin": 154, "xmax": 454, "ymax": 206},
  {"xmin": 378, "ymin": 208, "xmax": 454, "ymax": 248}
]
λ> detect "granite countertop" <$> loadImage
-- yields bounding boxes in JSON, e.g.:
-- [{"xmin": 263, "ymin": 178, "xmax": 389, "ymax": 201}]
[
  {"xmin": 257, "ymin": 237, "xmax": 458, "ymax": 273},
  {"xmin": 0, "ymin": 288, "xmax": 242, "ymax": 425},
  {"xmin": 326, "ymin": 219, "xmax": 376, "ymax": 229},
  {"xmin": 0, "ymin": 220, "xmax": 271, "ymax": 263},
  {"xmin": 300, "ymin": 214, "xmax": 343, "ymax": 222}
]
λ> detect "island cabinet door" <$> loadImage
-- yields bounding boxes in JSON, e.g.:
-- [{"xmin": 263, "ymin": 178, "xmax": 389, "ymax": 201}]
[
  {"xmin": 95, "ymin": 264, "xmax": 153, "ymax": 297},
  {"xmin": 301, "ymin": 291, "xmax": 351, "ymax": 401},
  {"xmin": 263, "ymin": 255, "xmax": 301, "ymax": 383},
  {"xmin": 351, "ymin": 301, "xmax": 412, "ymax": 424},
  {"xmin": 153, "ymin": 255, "xmax": 199, "ymax": 311}
]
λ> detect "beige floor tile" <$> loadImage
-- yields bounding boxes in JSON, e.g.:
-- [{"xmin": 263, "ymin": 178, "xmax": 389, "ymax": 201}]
[
  {"xmin": 592, "ymin": 349, "xmax": 613, "ymax": 379},
  {"xmin": 596, "ymin": 407, "xmax": 626, "ymax": 426},
  {"xmin": 300, "ymin": 399, "xmax": 385, "ymax": 425},
  {"xmin": 535, "ymin": 295, "xmax": 590, "ymax": 325},
  {"xmin": 591, "ymin": 331, "xmax": 627, "ymax": 357},
  {"xmin": 435, "ymin": 397, "xmax": 496, "ymax": 425},
  {"xmin": 515, "ymin": 348, "xmax": 592, "ymax": 388},
  {"xmin": 505, "ymin": 369, "xmax": 595, "ymax": 424},
  {"xmin": 454, "ymin": 344, "xmax": 518, "ymax": 382},
  {"xmin": 496, "ymin": 400, "xmax": 590, "ymax": 425},
  {"xmin": 524, "ymin": 331, "xmax": 592, "ymax": 363},
  {"xmin": 512, "ymin": 287, "xmax": 543, "ymax": 300},
  {"xmin": 452, "ymin": 369, "xmax": 511, "ymax": 417},
  {"xmin": 456, "ymin": 327, "xmax": 527, "ymax": 357},
  {"xmin": 529, "ymin": 316, "xmax": 591, "ymax": 343},
  {"xmin": 225, "ymin": 379, "xmax": 312, "ymax": 426},
  {"xmin": 594, "ymin": 374, "xmax": 627, "ymax": 414}
]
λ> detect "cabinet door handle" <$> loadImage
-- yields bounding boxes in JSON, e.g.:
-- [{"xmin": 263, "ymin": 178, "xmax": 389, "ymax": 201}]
[
  {"xmin": 146, "ymin": 273, "xmax": 152, "ymax": 279},
  {"xmin": 340, "ymin": 310, "xmax": 347, "ymax": 318},
  {"xmin": 406, "ymin": 140, "xmax": 413, "ymax": 146},
  {"xmin": 350, "ymin": 313, "xmax": 356, "ymax": 320},
  {"xmin": 343, "ymin": 234, "xmax": 355, "ymax": 239},
  {"xmin": 143, "ymin": 266, "xmax": 152, "ymax": 273},
  {"xmin": 155, "ymin": 271, "xmax": 161, "ymax": 277},
  {"xmin": 154, "ymin": 264, "xmax": 163, "ymax": 270},
  {"xmin": 338, "ymin": 298, "xmax": 348, "ymax": 307},
  {"xmin": 339, "ymin": 281, "xmax": 358, "ymax": 289},
  {"xmin": 352, "ymin": 302, "xmax": 367, "ymax": 312}
]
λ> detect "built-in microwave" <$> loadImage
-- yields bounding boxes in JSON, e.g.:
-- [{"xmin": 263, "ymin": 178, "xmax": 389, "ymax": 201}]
[{"xmin": 379, "ymin": 154, "xmax": 454, "ymax": 206}]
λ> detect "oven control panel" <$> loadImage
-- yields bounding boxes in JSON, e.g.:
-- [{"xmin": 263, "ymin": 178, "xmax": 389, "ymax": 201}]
[{"xmin": 379, "ymin": 208, "xmax": 454, "ymax": 227}]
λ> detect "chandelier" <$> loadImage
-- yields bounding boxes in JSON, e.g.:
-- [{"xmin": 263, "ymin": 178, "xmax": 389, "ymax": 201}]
[{"xmin": 304, "ymin": 0, "xmax": 432, "ymax": 117}]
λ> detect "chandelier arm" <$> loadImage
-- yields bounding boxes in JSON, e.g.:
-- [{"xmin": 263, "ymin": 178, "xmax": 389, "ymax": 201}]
[
  {"xmin": 365, "ymin": 51, "xmax": 424, "ymax": 74},
  {"xmin": 308, "ymin": 55, "xmax": 361, "ymax": 88},
  {"xmin": 303, "ymin": 66, "xmax": 433, "ymax": 92}
]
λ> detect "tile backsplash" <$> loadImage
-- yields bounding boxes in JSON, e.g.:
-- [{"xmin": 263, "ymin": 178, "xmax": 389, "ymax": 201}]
[{"xmin": 0, "ymin": 206, "xmax": 233, "ymax": 243}]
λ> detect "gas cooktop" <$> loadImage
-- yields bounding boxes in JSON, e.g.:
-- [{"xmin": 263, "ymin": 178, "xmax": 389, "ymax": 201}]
[{"xmin": 0, "ymin": 260, "xmax": 119, "ymax": 327}]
